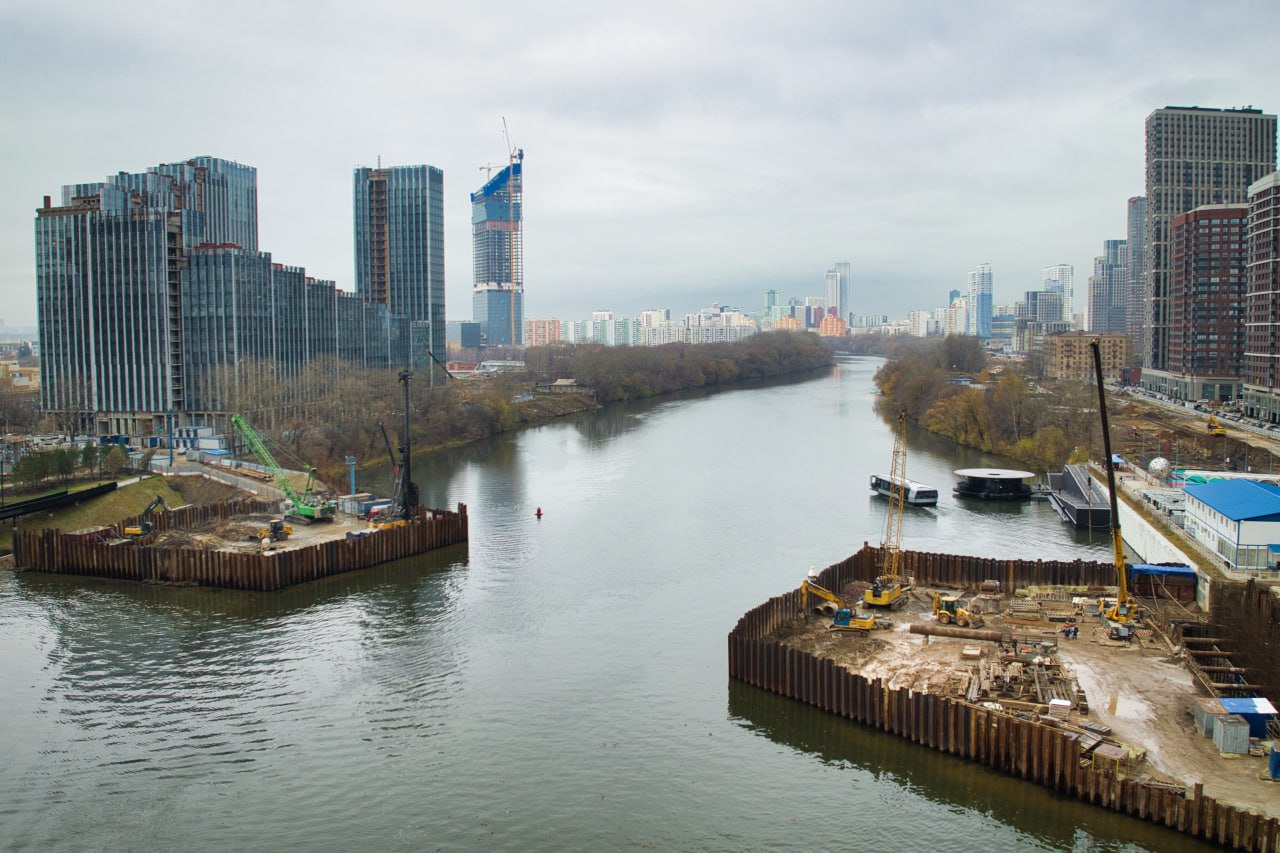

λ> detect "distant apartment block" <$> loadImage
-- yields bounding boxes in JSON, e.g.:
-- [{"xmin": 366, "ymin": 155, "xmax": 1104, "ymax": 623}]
[
  {"xmin": 1142, "ymin": 106, "xmax": 1276, "ymax": 382},
  {"xmin": 1126, "ymin": 196, "xmax": 1148, "ymax": 356},
  {"xmin": 471, "ymin": 151, "xmax": 524, "ymax": 347},
  {"xmin": 524, "ymin": 318, "xmax": 562, "ymax": 348},
  {"xmin": 1087, "ymin": 240, "xmax": 1127, "ymax": 333},
  {"xmin": 36, "ymin": 157, "xmax": 424, "ymax": 437},
  {"xmin": 1042, "ymin": 264, "xmax": 1075, "ymax": 325},
  {"xmin": 967, "ymin": 263, "xmax": 993, "ymax": 337},
  {"xmin": 1042, "ymin": 331, "xmax": 1130, "ymax": 382},
  {"xmin": 1243, "ymin": 171, "xmax": 1280, "ymax": 423},
  {"xmin": 1160, "ymin": 204, "xmax": 1248, "ymax": 402},
  {"xmin": 824, "ymin": 262, "xmax": 851, "ymax": 325}
]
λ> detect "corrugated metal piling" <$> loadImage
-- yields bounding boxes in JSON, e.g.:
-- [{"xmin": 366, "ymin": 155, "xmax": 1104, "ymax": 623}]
[
  {"xmin": 13, "ymin": 501, "xmax": 468, "ymax": 591},
  {"xmin": 728, "ymin": 544, "xmax": 1280, "ymax": 852}
]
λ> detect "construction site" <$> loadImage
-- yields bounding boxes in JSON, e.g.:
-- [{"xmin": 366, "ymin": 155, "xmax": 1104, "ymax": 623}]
[{"xmin": 731, "ymin": 344, "xmax": 1280, "ymax": 851}]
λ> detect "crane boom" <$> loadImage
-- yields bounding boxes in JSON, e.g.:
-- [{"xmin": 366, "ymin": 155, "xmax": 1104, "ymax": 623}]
[
  {"xmin": 231, "ymin": 414, "xmax": 334, "ymax": 522},
  {"xmin": 1089, "ymin": 340, "xmax": 1136, "ymax": 624},
  {"xmin": 865, "ymin": 411, "xmax": 912, "ymax": 608}
]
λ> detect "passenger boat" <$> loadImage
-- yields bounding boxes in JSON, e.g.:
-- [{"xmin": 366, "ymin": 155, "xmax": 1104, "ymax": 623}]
[
  {"xmin": 870, "ymin": 474, "xmax": 939, "ymax": 507},
  {"xmin": 952, "ymin": 468, "xmax": 1035, "ymax": 501}
]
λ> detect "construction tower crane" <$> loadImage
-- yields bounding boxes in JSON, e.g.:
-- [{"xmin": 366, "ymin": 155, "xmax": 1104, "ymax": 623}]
[
  {"xmin": 230, "ymin": 414, "xmax": 335, "ymax": 524},
  {"xmin": 865, "ymin": 411, "xmax": 912, "ymax": 608},
  {"xmin": 1090, "ymin": 340, "xmax": 1138, "ymax": 628}
]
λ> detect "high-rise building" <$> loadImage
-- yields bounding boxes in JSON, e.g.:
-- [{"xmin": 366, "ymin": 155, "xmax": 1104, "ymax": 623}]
[
  {"xmin": 1042, "ymin": 264, "xmax": 1074, "ymax": 325},
  {"xmin": 353, "ymin": 164, "xmax": 446, "ymax": 368},
  {"xmin": 1243, "ymin": 171, "xmax": 1280, "ymax": 422},
  {"xmin": 1086, "ymin": 241, "xmax": 1127, "ymax": 333},
  {"xmin": 471, "ymin": 150, "xmax": 524, "ymax": 347},
  {"xmin": 37, "ymin": 157, "xmax": 415, "ymax": 437},
  {"xmin": 1125, "ymin": 197, "xmax": 1148, "ymax": 358},
  {"xmin": 824, "ymin": 262, "xmax": 852, "ymax": 325},
  {"xmin": 1143, "ymin": 106, "xmax": 1277, "ymax": 383},
  {"xmin": 1164, "ymin": 204, "xmax": 1248, "ymax": 401},
  {"xmin": 967, "ymin": 263, "xmax": 992, "ymax": 338}
]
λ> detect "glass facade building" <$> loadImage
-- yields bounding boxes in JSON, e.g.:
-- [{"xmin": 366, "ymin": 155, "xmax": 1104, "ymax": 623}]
[
  {"xmin": 471, "ymin": 152, "xmax": 524, "ymax": 347},
  {"xmin": 353, "ymin": 164, "xmax": 446, "ymax": 368},
  {"xmin": 37, "ymin": 157, "xmax": 416, "ymax": 436}
]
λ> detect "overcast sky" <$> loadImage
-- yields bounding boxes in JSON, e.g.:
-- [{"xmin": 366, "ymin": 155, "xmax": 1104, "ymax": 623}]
[{"xmin": 2, "ymin": 1, "xmax": 1277, "ymax": 330}]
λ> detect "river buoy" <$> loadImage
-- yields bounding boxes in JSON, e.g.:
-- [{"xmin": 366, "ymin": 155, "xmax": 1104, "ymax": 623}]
[{"xmin": 535, "ymin": 507, "xmax": 543, "ymax": 519}]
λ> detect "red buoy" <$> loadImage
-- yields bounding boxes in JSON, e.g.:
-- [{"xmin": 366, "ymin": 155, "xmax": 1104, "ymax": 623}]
[{"xmin": 535, "ymin": 507, "xmax": 543, "ymax": 519}]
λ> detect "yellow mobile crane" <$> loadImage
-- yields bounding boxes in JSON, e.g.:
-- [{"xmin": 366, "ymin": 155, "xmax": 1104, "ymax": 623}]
[
  {"xmin": 802, "ymin": 571, "xmax": 890, "ymax": 635},
  {"xmin": 1090, "ymin": 339, "xmax": 1138, "ymax": 634},
  {"xmin": 866, "ymin": 412, "xmax": 912, "ymax": 609}
]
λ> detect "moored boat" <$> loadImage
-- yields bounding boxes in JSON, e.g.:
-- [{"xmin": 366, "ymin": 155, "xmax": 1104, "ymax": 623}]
[
  {"xmin": 953, "ymin": 468, "xmax": 1035, "ymax": 501},
  {"xmin": 870, "ymin": 474, "xmax": 939, "ymax": 507}
]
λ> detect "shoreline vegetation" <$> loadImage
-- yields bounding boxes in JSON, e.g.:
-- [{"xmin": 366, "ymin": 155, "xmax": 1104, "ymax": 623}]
[
  {"xmin": 222, "ymin": 330, "xmax": 835, "ymax": 487},
  {"xmin": 866, "ymin": 334, "xmax": 1103, "ymax": 474}
]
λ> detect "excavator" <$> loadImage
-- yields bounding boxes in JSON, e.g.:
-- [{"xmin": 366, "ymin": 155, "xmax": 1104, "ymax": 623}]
[
  {"xmin": 865, "ymin": 411, "xmax": 912, "ymax": 609},
  {"xmin": 802, "ymin": 572, "xmax": 891, "ymax": 635},
  {"xmin": 1090, "ymin": 339, "xmax": 1139, "ymax": 636},
  {"xmin": 1207, "ymin": 413, "xmax": 1226, "ymax": 436},
  {"xmin": 123, "ymin": 495, "xmax": 167, "ymax": 537},
  {"xmin": 932, "ymin": 591, "xmax": 984, "ymax": 628}
]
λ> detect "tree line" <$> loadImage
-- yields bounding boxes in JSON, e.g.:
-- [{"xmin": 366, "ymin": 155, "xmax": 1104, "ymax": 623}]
[
  {"xmin": 211, "ymin": 331, "xmax": 832, "ymax": 486},
  {"xmin": 874, "ymin": 335, "xmax": 1101, "ymax": 474},
  {"xmin": 525, "ymin": 331, "xmax": 832, "ymax": 403}
]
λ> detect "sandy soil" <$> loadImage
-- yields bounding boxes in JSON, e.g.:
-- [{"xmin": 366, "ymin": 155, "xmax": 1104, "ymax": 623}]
[{"xmin": 775, "ymin": 583, "xmax": 1279, "ymax": 819}]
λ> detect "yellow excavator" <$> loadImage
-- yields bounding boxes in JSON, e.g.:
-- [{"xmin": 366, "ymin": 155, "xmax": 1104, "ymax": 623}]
[
  {"xmin": 802, "ymin": 572, "xmax": 891, "ymax": 635},
  {"xmin": 932, "ymin": 591, "xmax": 984, "ymax": 628},
  {"xmin": 123, "ymin": 495, "xmax": 167, "ymax": 537},
  {"xmin": 1207, "ymin": 413, "xmax": 1226, "ymax": 436},
  {"xmin": 866, "ymin": 411, "xmax": 912, "ymax": 609},
  {"xmin": 1090, "ymin": 339, "xmax": 1139, "ymax": 636}
]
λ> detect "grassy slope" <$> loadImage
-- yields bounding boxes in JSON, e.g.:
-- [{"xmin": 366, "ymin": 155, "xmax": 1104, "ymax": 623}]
[{"xmin": 1, "ymin": 477, "xmax": 217, "ymax": 555}]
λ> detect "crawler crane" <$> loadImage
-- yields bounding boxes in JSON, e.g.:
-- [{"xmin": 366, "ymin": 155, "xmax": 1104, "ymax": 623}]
[{"xmin": 865, "ymin": 411, "xmax": 912, "ymax": 609}]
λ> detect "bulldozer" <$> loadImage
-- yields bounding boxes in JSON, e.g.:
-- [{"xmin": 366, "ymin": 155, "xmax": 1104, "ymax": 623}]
[
  {"xmin": 248, "ymin": 518, "xmax": 293, "ymax": 543},
  {"xmin": 932, "ymin": 591, "xmax": 984, "ymax": 628}
]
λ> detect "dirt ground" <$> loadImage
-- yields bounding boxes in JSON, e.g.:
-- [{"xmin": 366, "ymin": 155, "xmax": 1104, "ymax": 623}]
[
  {"xmin": 144, "ymin": 511, "xmax": 370, "ymax": 553},
  {"xmin": 1107, "ymin": 393, "xmax": 1280, "ymax": 474},
  {"xmin": 773, "ymin": 581, "xmax": 1279, "ymax": 820}
]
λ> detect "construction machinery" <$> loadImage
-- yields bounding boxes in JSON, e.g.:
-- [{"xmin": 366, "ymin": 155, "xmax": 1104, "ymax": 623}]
[
  {"xmin": 1090, "ymin": 339, "xmax": 1138, "ymax": 626},
  {"xmin": 249, "ymin": 517, "xmax": 293, "ymax": 542},
  {"xmin": 231, "ymin": 414, "xmax": 336, "ymax": 524},
  {"xmin": 802, "ymin": 572, "xmax": 891, "ymax": 634},
  {"xmin": 932, "ymin": 591, "xmax": 984, "ymax": 628},
  {"xmin": 1207, "ymin": 413, "xmax": 1226, "ymax": 436},
  {"xmin": 866, "ymin": 411, "xmax": 912, "ymax": 609},
  {"xmin": 369, "ymin": 371, "xmax": 420, "ymax": 530},
  {"xmin": 123, "ymin": 495, "xmax": 167, "ymax": 537}
]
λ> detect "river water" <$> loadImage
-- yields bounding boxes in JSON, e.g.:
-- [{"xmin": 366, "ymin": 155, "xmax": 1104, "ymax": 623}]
[{"xmin": 0, "ymin": 357, "xmax": 1218, "ymax": 852}]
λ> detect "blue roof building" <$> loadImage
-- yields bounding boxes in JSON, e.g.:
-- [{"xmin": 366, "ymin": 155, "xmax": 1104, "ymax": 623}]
[{"xmin": 1182, "ymin": 479, "xmax": 1280, "ymax": 571}]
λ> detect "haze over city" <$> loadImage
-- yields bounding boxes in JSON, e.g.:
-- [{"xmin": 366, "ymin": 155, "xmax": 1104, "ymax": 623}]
[{"xmin": 2, "ymin": 0, "xmax": 1276, "ymax": 327}]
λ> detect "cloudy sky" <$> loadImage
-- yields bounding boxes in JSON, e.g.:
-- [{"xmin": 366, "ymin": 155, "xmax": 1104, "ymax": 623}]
[{"xmin": 1, "ymin": 1, "xmax": 1276, "ymax": 329}]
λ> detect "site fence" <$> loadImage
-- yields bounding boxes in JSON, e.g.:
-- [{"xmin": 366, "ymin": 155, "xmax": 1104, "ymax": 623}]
[
  {"xmin": 728, "ymin": 545, "xmax": 1280, "ymax": 853},
  {"xmin": 14, "ymin": 503, "xmax": 469, "ymax": 592}
]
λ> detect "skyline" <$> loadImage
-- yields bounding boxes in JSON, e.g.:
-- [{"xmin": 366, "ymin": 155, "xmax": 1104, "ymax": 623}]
[{"xmin": 3, "ymin": 2, "xmax": 1278, "ymax": 328}]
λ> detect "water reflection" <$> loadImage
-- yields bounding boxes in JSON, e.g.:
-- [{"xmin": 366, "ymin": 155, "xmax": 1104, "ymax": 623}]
[{"xmin": 727, "ymin": 681, "xmax": 1219, "ymax": 853}]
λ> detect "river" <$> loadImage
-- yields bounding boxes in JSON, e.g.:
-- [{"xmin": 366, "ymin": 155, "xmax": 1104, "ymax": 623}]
[{"xmin": 0, "ymin": 357, "xmax": 1218, "ymax": 851}]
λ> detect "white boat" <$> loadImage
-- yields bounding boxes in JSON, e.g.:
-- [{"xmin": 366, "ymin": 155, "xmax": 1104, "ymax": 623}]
[{"xmin": 869, "ymin": 474, "xmax": 939, "ymax": 507}]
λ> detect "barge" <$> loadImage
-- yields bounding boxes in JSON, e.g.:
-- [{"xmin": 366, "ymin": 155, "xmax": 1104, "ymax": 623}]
[{"xmin": 953, "ymin": 468, "xmax": 1035, "ymax": 501}]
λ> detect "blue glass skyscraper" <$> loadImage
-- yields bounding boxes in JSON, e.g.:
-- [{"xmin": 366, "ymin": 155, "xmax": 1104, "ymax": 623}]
[{"xmin": 471, "ymin": 151, "xmax": 524, "ymax": 347}]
